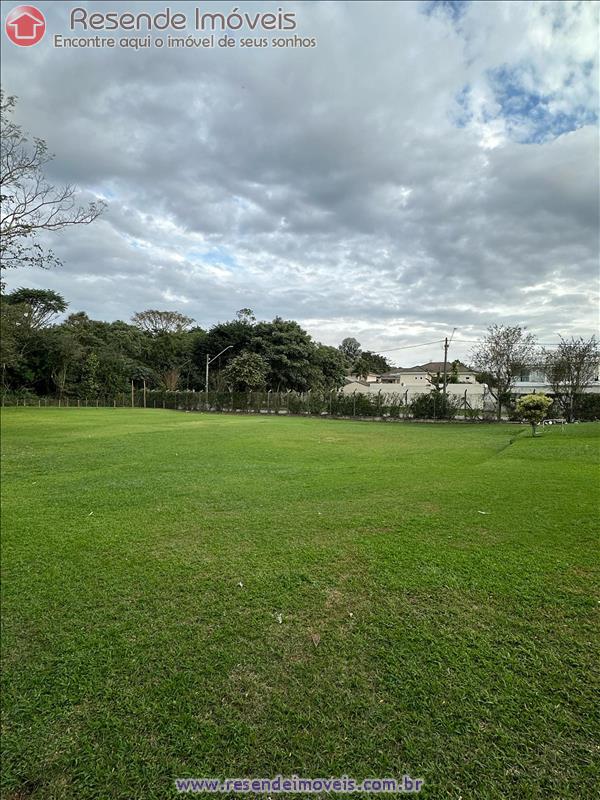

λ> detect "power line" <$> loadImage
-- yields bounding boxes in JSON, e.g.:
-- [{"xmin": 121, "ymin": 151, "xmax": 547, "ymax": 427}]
[
  {"xmin": 375, "ymin": 337, "xmax": 566, "ymax": 356},
  {"xmin": 375, "ymin": 338, "xmax": 444, "ymax": 354},
  {"xmin": 452, "ymin": 339, "xmax": 564, "ymax": 346}
]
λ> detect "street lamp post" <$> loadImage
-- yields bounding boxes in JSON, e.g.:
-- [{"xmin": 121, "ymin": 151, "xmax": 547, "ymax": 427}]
[{"xmin": 205, "ymin": 346, "xmax": 233, "ymax": 409}]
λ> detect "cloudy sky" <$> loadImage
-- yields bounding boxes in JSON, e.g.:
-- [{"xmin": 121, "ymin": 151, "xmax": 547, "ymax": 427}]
[{"xmin": 1, "ymin": 0, "xmax": 598, "ymax": 364}]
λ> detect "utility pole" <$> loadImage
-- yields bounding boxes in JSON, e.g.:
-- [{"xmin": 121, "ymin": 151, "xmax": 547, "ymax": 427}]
[
  {"xmin": 205, "ymin": 354, "xmax": 209, "ymax": 408},
  {"xmin": 442, "ymin": 337, "xmax": 449, "ymax": 398},
  {"xmin": 131, "ymin": 380, "xmax": 134, "ymax": 408},
  {"xmin": 442, "ymin": 328, "xmax": 457, "ymax": 398},
  {"xmin": 143, "ymin": 379, "xmax": 147, "ymax": 409}
]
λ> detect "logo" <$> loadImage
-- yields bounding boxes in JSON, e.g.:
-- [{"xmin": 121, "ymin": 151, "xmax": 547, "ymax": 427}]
[{"xmin": 5, "ymin": 5, "xmax": 46, "ymax": 46}]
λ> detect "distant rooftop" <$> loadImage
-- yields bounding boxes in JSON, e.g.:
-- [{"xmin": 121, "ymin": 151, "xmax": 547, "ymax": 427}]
[{"xmin": 380, "ymin": 361, "xmax": 472, "ymax": 377}]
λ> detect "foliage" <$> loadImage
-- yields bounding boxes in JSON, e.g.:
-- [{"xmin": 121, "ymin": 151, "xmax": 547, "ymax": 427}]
[
  {"xmin": 0, "ymin": 91, "xmax": 105, "ymax": 271},
  {"xmin": 449, "ymin": 360, "xmax": 460, "ymax": 383},
  {"xmin": 573, "ymin": 392, "xmax": 600, "ymax": 421},
  {"xmin": 543, "ymin": 335, "xmax": 599, "ymax": 422},
  {"xmin": 1, "ymin": 292, "xmax": 360, "ymax": 397},
  {"xmin": 516, "ymin": 393, "xmax": 553, "ymax": 435},
  {"xmin": 235, "ymin": 308, "xmax": 256, "ymax": 323},
  {"xmin": 131, "ymin": 309, "xmax": 195, "ymax": 335},
  {"xmin": 409, "ymin": 391, "xmax": 459, "ymax": 419},
  {"xmin": 3, "ymin": 287, "xmax": 67, "ymax": 329},
  {"xmin": 312, "ymin": 345, "xmax": 348, "ymax": 389},
  {"xmin": 428, "ymin": 362, "xmax": 461, "ymax": 390},
  {"xmin": 251, "ymin": 317, "xmax": 317, "ymax": 392},
  {"xmin": 352, "ymin": 350, "xmax": 391, "ymax": 377},
  {"xmin": 221, "ymin": 351, "xmax": 268, "ymax": 391},
  {"xmin": 338, "ymin": 337, "xmax": 362, "ymax": 364},
  {"xmin": 471, "ymin": 325, "xmax": 537, "ymax": 420}
]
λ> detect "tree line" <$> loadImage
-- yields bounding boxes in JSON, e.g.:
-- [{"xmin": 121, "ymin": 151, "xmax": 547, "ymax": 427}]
[{"xmin": 0, "ymin": 291, "xmax": 394, "ymax": 398}]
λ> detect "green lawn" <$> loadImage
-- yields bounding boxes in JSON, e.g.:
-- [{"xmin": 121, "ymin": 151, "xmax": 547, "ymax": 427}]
[{"xmin": 1, "ymin": 409, "xmax": 599, "ymax": 799}]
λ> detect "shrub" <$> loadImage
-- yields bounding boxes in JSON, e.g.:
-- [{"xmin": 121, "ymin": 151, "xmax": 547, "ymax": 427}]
[
  {"xmin": 573, "ymin": 393, "xmax": 600, "ymax": 421},
  {"xmin": 409, "ymin": 391, "xmax": 459, "ymax": 420},
  {"xmin": 516, "ymin": 393, "xmax": 553, "ymax": 435}
]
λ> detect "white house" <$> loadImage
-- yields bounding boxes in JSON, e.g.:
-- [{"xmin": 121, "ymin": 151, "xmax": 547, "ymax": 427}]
[
  {"xmin": 512, "ymin": 366, "xmax": 600, "ymax": 396},
  {"xmin": 378, "ymin": 361, "xmax": 478, "ymax": 387}
]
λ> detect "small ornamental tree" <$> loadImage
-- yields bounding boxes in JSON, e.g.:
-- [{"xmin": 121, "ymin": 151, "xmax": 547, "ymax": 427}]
[{"xmin": 516, "ymin": 393, "xmax": 553, "ymax": 436}]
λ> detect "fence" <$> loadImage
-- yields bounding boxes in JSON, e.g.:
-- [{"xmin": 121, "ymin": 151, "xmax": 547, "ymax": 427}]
[{"xmin": 0, "ymin": 388, "xmax": 498, "ymax": 421}]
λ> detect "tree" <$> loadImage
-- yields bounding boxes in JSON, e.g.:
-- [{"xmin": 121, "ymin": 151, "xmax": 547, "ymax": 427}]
[
  {"xmin": 471, "ymin": 325, "xmax": 537, "ymax": 420},
  {"xmin": 4, "ymin": 287, "xmax": 67, "ymax": 329},
  {"xmin": 221, "ymin": 351, "xmax": 268, "ymax": 391},
  {"xmin": 45, "ymin": 328, "xmax": 82, "ymax": 397},
  {"xmin": 81, "ymin": 352, "xmax": 101, "ymax": 397},
  {"xmin": 338, "ymin": 337, "xmax": 362, "ymax": 364},
  {"xmin": 143, "ymin": 331, "xmax": 194, "ymax": 390},
  {"xmin": 355, "ymin": 350, "xmax": 391, "ymax": 375},
  {"xmin": 428, "ymin": 361, "xmax": 460, "ymax": 390},
  {"xmin": 449, "ymin": 360, "xmax": 460, "ymax": 384},
  {"xmin": 236, "ymin": 308, "xmax": 256, "ymax": 324},
  {"xmin": 543, "ymin": 335, "xmax": 599, "ymax": 422},
  {"xmin": 1, "ymin": 288, "xmax": 68, "ymax": 389},
  {"xmin": 251, "ymin": 317, "xmax": 317, "ymax": 392},
  {"xmin": 0, "ymin": 91, "xmax": 105, "ymax": 271},
  {"xmin": 312, "ymin": 345, "xmax": 347, "ymax": 389},
  {"xmin": 131, "ymin": 309, "xmax": 195, "ymax": 335},
  {"xmin": 516, "ymin": 393, "xmax": 553, "ymax": 436},
  {"xmin": 0, "ymin": 300, "xmax": 24, "ymax": 386},
  {"xmin": 193, "ymin": 319, "xmax": 252, "ymax": 384}
]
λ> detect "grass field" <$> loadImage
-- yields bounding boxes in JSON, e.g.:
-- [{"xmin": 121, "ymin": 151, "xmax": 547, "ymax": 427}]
[{"xmin": 1, "ymin": 409, "xmax": 599, "ymax": 799}]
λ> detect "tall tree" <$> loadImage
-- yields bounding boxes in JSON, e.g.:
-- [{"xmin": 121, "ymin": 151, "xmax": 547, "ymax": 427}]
[
  {"xmin": 4, "ymin": 287, "xmax": 67, "ymax": 329},
  {"xmin": 543, "ymin": 335, "xmax": 599, "ymax": 422},
  {"xmin": 338, "ymin": 337, "xmax": 362, "ymax": 365},
  {"xmin": 0, "ymin": 91, "xmax": 105, "ymax": 271},
  {"xmin": 354, "ymin": 350, "xmax": 391, "ymax": 375},
  {"xmin": 471, "ymin": 325, "xmax": 537, "ymax": 420},
  {"xmin": 236, "ymin": 308, "xmax": 256, "ymax": 324},
  {"xmin": 131, "ymin": 309, "xmax": 195, "ymax": 335},
  {"xmin": 252, "ymin": 317, "xmax": 317, "ymax": 392}
]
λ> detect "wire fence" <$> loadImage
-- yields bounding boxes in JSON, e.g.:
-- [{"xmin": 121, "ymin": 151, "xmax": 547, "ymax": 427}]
[{"xmin": 1, "ymin": 388, "xmax": 498, "ymax": 421}]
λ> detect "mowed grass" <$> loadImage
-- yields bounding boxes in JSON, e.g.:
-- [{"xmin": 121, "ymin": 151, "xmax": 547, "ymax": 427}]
[{"xmin": 1, "ymin": 410, "xmax": 599, "ymax": 800}]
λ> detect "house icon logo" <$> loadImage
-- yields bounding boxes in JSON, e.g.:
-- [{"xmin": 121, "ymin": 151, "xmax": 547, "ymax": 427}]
[{"xmin": 5, "ymin": 5, "xmax": 46, "ymax": 46}]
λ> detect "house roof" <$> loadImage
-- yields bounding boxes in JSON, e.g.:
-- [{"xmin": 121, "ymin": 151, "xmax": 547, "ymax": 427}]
[
  {"xmin": 379, "ymin": 366, "xmax": 427, "ymax": 377},
  {"xmin": 420, "ymin": 361, "xmax": 472, "ymax": 373},
  {"xmin": 378, "ymin": 361, "xmax": 473, "ymax": 378}
]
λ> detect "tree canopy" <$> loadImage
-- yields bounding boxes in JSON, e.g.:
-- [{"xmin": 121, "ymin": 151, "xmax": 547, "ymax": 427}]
[
  {"xmin": 471, "ymin": 325, "xmax": 537, "ymax": 420},
  {"xmin": 543, "ymin": 335, "xmax": 599, "ymax": 422},
  {"xmin": 516, "ymin": 393, "xmax": 553, "ymax": 435},
  {"xmin": 1, "ymin": 294, "xmax": 348, "ymax": 396}
]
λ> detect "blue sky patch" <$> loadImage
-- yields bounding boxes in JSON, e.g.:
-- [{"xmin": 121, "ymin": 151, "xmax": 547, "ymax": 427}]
[{"xmin": 488, "ymin": 65, "xmax": 598, "ymax": 143}]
